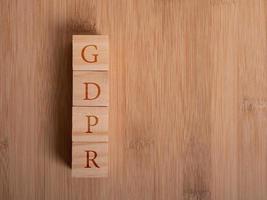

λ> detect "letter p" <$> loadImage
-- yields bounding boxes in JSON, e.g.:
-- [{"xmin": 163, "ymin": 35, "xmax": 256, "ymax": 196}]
[{"xmin": 86, "ymin": 115, "xmax": 99, "ymax": 133}]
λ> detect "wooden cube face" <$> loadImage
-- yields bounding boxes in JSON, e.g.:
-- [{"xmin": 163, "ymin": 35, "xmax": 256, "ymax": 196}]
[
  {"xmin": 72, "ymin": 142, "xmax": 108, "ymax": 177},
  {"xmin": 72, "ymin": 107, "xmax": 108, "ymax": 142},
  {"xmin": 73, "ymin": 35, "xmax": 109, "ymax": 71},
  {"xmin": 73, "ymin": 71, "xmax": 109, "ymax": 106}
]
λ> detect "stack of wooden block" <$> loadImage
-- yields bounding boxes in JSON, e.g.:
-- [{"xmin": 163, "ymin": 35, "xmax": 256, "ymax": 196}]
[{"xmin": 72, "ymin": 35, "xmax": 109, "ymax": 177}]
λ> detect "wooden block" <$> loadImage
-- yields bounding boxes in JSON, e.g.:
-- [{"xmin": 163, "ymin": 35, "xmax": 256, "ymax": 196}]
[
  {"xmin": 72, "ymin": 107, "xmax": 108, "ymax": 142},
  {"xmin": 72, "ymin": 142, "xmax": 108, "ymax": 177},
  {"xmin": 72, "ymin": 35, "xmax": 109, "ymax": 178},
  {"xmin": 73, "ymin": 71, "xmax": 109, "ymax": 106},
  {"xmin": 73, "ymin": 35, "xmax": 109, "ymax": 71}
]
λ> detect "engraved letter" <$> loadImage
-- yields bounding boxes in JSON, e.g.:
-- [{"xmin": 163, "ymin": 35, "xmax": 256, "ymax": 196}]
[
  {"xmin": 83, "ymin": 82, "xmax": 101, "ymax": 100},
  {"xmin": 85, "ymin": 150, "xmax": 100, "ymax": 168},
  {"xmin": 85, "ymin": 115, "xmax": 99, "ymax": 133},
  {"xmin": 81, "ymin": 45, "xmax": 98, "ymax": 63}
]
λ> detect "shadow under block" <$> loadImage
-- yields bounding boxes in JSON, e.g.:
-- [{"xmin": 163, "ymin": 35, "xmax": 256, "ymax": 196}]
[
  {"xmin": 72, "ymin": 107, "xmax": 108, "ymax": 142},
  {"xmin": 72, "ymin": 142, "xmax": 108, "ymax": 178},
  {"xmin": 73, "ymin": 71, "xmax": 109, "ymax": 107},
  {"xmin": 73, "ymin": 35, "xmax": 109, "ymax": 71}
]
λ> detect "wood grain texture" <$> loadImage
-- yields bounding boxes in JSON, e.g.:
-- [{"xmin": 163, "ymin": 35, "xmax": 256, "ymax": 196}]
[{"xmin": 0, "ymin": 0, "xmax": 266, "ymax": 199}]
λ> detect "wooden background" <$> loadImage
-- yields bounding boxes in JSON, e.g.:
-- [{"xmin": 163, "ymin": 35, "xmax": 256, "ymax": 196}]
[{"xmin": 0, "ymin": 0, "xmax": 267, "ymax": 199}]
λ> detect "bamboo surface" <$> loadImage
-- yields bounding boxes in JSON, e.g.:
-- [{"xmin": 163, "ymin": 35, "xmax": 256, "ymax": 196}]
[{"xmin": 0, "ymin": 0, "xmax": 267, "ymax": 199}]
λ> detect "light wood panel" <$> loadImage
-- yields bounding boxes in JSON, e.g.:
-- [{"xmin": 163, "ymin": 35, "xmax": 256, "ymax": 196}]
[{"xmin": 0, "ymin": 0, "xmax": 266, "ymax": 199}]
